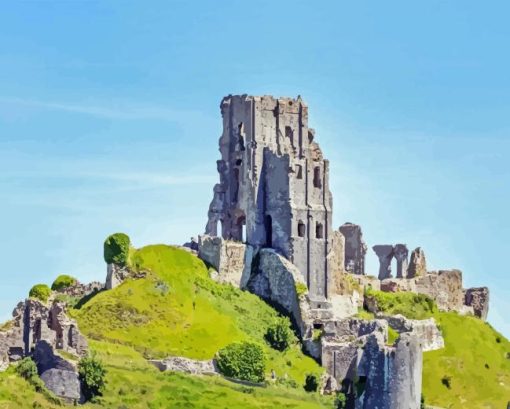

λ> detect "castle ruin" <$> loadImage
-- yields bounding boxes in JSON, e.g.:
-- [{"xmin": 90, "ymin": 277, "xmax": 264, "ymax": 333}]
[{"xmin": 205, "ymin": 95, "xmax": 334, "ymax": 301}]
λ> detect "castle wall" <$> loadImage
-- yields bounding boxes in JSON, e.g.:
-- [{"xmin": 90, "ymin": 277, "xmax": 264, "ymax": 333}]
[{"xmin": 205, "ymin": 95, "xmax": 333, "ymax": 300}]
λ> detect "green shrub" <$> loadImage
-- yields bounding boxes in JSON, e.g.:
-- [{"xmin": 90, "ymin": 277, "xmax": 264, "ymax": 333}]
[
  {"xmin": 335, "ymin": 392, "xmax": 347, "ymax": 409},
  {"xmin": 51, "ymin": 274, "xmax": 77, "ymax": 291},
  {"xmin": 303, "ymin": 373, "xmax": 319, "ymax": 392},
  {"xmin": 420, "ymin": 394, "xmax": 426, "ymax": 409},
  {"xmin": 265, "ymin": 317, "xmax": 293, "ymax": 351},
  {"xmin": 387, "ymin": 327, "xmax": 399, "ymax": 346},
  {"xmin": 104, "ymin": 233, "xmax": 131, "ymax": 265},
  {"xmin": 16, "ymin": 357, "xmax": 38, "ymax": 380},
  {"xmin": 79, "ymin": 354, "xmax": 107, "ymax": 400},
  {"xmin": 216, "ymin": 342, "xmax": 265, "ymax": 383},
  {"xmin": 29, "ymin": 284, "xmax": 51, "ymax": 302},
  {"xmin": 16, "ymin": 358, "xmax": 61, "ymax": 404},
  {"xmin": 312, "ymin": 328, "xmax": 323, "ymax": 342}
]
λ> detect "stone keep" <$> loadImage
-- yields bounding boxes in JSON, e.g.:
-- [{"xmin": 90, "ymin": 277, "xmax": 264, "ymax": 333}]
[{"xmin": 205, "ymin": 95, "xmax": 334, "ymax": 300}]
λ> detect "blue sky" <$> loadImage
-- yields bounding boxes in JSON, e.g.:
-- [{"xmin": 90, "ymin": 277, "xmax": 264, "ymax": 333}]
[{"xmin": 0, "ymin": 1, "xmax": 509, "ymax": 337}]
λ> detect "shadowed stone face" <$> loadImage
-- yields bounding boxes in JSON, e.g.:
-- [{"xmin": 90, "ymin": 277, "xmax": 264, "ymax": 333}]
[
  {"xmin": 393, "ymin": 244, "xmax": 409, "ymax": 278},
  {"xmin": 373, "ymin": 245, "xmax": 394, "ymax": 279}
]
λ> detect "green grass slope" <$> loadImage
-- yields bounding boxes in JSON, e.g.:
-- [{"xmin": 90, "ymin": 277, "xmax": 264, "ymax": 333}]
[{"xmin": 423, "ymin": 312, "xmax": 510, "ymax": 409}]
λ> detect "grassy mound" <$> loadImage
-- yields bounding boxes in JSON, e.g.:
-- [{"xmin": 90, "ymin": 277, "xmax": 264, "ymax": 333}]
[
  {"xmin": 73, "ymin": 245, "xmax": 321, "ymax": 384},
  {"xmin": 423, "ymin": 312, "xmax": 510, "ymax": 409}
]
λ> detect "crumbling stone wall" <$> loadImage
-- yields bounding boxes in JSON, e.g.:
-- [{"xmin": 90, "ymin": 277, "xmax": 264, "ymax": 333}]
[
  {"xmin": 415, "ymin": 270, "xmax": 465, "ymax": 311},
  {"xmin": 339, "ymin": 223, "xmax": 367, "ymax": 275},
  {"xmin": 464, "ymin": 287, "xmax": 490, "ymax": 320},
  {"xmin": 197, "ymin": 235, "xmax": 253, "ymax": 288},
  {"xmin": 0, "ymin": 299, "xmax": 87, "ymax": 372},
  {"xmin": 204, "ymin": 95, "xmax": 334, "ymax": 301}
]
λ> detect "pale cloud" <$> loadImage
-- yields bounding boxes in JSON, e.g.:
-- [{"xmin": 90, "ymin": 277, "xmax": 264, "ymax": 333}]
[{"xmin": 0, "ymin": 96, "xmax": 212, "ymax": 123}]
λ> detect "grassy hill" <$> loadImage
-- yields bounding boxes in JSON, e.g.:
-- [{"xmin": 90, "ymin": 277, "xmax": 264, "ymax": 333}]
[
  {"xmin": 1, "ymin": 245, "xmax": 331, "ymax": 409},
  {"xmin": 0, "ymin": 245, "xmax": 508, "ymax": 408}
]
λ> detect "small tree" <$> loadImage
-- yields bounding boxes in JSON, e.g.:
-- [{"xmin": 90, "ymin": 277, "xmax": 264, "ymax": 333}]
[
  {"xmin": 265, "ymin": 317, "xmax": 293, "ymax": 351},
  {"xmin": 104, "ymin": 233, "xmax": 131, "ymax": 266},
  {"xmin": 51, "ymin": 274, "xmax": 77, "ymax": 291},
  {"xmin": 78, "ymin": 354, "xmax": 107, "ymax": 401},
  {"xmin": 216, "ymin": 342, "xmax": 265, "ymax": 383},
  {"xmin": 29, "ymin": 284, "xmax": 51, "ymax": 302},
  {"xmin": 303, "ymin": 373, "xmax": 319, "ymax": 392}
]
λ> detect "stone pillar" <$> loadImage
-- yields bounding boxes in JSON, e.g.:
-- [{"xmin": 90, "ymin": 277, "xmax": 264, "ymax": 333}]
[
  {"xmin": 339, "ymin": 223, "xmax": 367, "ymax": 275},
  {"xmin": 407, "ymin": 247, "xmax": 427, "ymax": 278},
  {"xmin": 393, "ymin": 244, "xmax": 409, "ymax": 278},
  {"xmin": 373, "ymin": 245, "xmax": 394, "ymax": 280}
]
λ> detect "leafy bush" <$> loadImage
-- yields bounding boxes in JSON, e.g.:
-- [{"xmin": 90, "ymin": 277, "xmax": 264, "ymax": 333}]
[
  {"xmin": 303, "ymin": 373, "xmax": 319, "ymax": 392},
  {"xmin": 387, "ymin": 327, "xmax": 399, "ymax": 346},
  {"xmin": 16, "ymin": 358, "xmax": 61, "ymax": 404},
  {"xmin": 265, "ymin": 317, "xmax": 293, "ymax": 351},
  {"xmin": 51, "ymin": 274, "xmax": 77, "ymax": 291},
  {"xmin": 79, "ymin": 354, "xmax": 107, "ymax": 400},
  {"xmin": 364, "ymin": 288, "xmax": 437, "ymax": 319},
  {"xmin": 29, "ymin": 284, "xmax": 51, "ymax": 302},
  {"xmin": 335, "ymin": 392, "xmax": 347, "ymax": 409},
  {"xmin": 312, "ymin": 328, "xmax": 323, "ymax": 342},
  {"xmin": 104, "ymin": 233, "xmax": 131, "ymax": 265},
  {"xmin": 216, "ymin": 342, "xmax": 265, "ymax": 383},
  {"xmin": 16, "ymin": 357, "xmax": 38, "ymax": 380}
]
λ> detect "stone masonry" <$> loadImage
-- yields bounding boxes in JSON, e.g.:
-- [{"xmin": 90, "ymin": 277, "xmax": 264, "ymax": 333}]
[
  {"xmin": 339, "ymin": 223, "xmax": 367, "ymax": 275},
  {"xmin": 205, "ymin": 95, "xmax": 335, "ymax": 301}
]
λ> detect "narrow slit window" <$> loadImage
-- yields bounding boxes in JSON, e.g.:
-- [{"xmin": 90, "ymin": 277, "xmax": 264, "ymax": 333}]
[
  {"xmin": 298, "ymin": 221, "xmax": 306, "ymax": 237},
  {"xmin": 313, "ymin": 166, "xmax": 321, "ymax": 188},
  {"xmin": 316, "ymin": 222, "xmax": 324, "ymax": 239},
  {"xmin": 296, "ymin": 164, "xmax": 303, "ymax": 179}
]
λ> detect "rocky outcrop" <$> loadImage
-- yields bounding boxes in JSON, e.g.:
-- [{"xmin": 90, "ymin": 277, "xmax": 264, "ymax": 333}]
[
  {"xmin": 149, "ymin": 356, "xmax": 217, "ymax": 375},
  {"xmin": 464, "ymin": 287, "xmax": 490, "ymax": 320},
  {"xmin": 57, "ymin": 281, "xmax": 103, "ymax": 299},
  {"xmin": 34, "ymin": 340, "xmax": 82, "ymax": 403},
  {"xmin": 0, "ymin": 299, "xmax": 87, "ymax": 372},
  {"xmin": 415, "ymin": 270, "xmax": 464, "ymax": 311},
  {"xmin": 106, "ymin": 263, "xmax": 131, "ymax": 290},
  {"xmin": 408, "ymin": 247, "xmax": 427, "ymax": 278},
  {"xmin": 197, "ymin": 235, "xmax": 254, "ymax": 288},
  {"xmin": 248, "ymin": 248, "xmax": 308, "ymax": 335}
]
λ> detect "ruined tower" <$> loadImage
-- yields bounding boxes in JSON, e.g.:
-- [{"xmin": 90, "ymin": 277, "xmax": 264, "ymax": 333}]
[{"xmin": 205, "ymin": 95, "xmax": 333, "ymax": 300}]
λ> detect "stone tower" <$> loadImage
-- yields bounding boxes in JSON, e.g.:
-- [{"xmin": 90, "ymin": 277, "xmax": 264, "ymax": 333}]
[{"xmin": 205, "ymin": 95, "xmax": 334, "ymax": 300}]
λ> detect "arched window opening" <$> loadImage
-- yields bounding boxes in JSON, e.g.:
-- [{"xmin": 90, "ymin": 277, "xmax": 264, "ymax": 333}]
[
  {"xmin": 298, "ymin": 221, "xmax": 306, "ymax": 237},
  {"xmin": 316, "ymin": 222, "xmax": 324, "ymax": 239},
  {"xmin": 313, "ymin": 166, "xmax": 322, "ymax": 188},
  {"xmin": 285, "ymin": 126, "xmax": 294, "ymax": 149},
  {"xmin": 238, "ymin": 123, "xmax": 245, "ymax": 151}
]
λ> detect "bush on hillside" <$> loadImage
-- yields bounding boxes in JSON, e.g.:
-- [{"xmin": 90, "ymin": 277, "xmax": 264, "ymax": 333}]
[
  {"xmin": 265, "ymin": 317, "xmax": 294, "ymax": 351},
  {"xmin": 335, "ymin": 392, "xmax": 347, "ymax": 409},
  {"xmin": 29, "ymin": 284, "xmax": 51, "ymax": 303},
  {"xmin": 364, "ymin": 288, "xmax": 437, "ymax": 319},
  {"xmin": 79, "ymin": 354, "xmax": 107, "ymax": 401},
  {"xmin": 16, "ymin": 357, "xmax": 61, "ymax": 404},
  {"xmin": 104, "ymin": 233, "xmax": 131, "ymax": 266},
  {"xmin": 51, "ymin": 274, "xmax": 77, "ymax": 291},
  {"xmin": 16, "ymin": 357, "xmax": 38, "ymax": 380},
  {"xmin": 216, "ymin": 342, "xmax": 265, "ymax": 383},
  {"xmin": 303, "ymin": 373, "xmax": 319, "ymax": 392}
]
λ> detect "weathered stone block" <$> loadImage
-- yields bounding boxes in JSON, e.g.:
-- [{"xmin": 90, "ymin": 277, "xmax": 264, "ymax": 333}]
[{"xmin": 464, "ymin": 287, "xmax": 489, "ymax": 321}]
